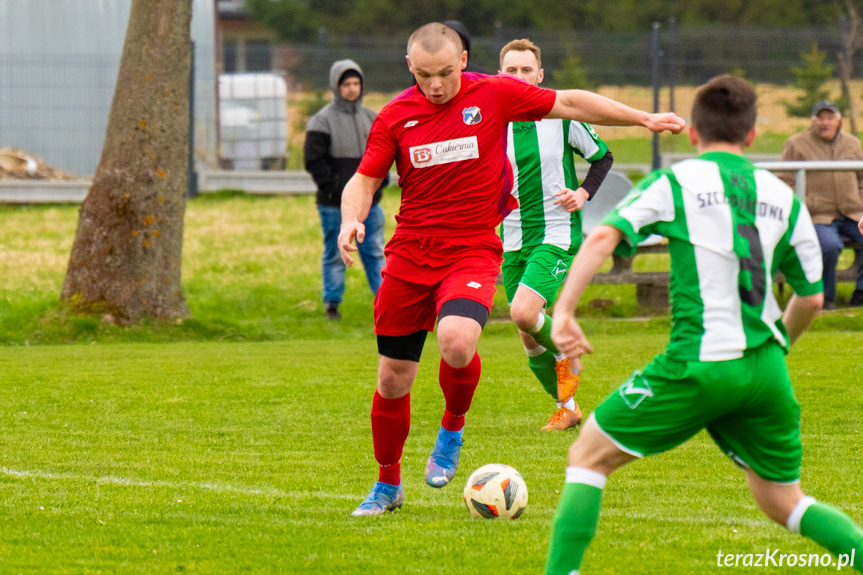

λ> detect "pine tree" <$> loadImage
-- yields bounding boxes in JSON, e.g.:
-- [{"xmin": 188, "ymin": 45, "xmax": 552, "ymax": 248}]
[{"xmin": 784, "ymin": 43, "xmax": 845, "ymax": 118}]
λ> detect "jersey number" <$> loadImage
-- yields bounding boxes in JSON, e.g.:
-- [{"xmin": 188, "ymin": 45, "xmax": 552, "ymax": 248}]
[{"xmin": 737, "ymin": 223, "xmax": 766, "ymax": 306}]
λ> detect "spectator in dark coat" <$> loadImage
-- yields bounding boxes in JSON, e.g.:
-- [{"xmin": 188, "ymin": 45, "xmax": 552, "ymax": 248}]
[{"xmin": 304, "ymin": 59, "xmax": 386, "ymax": 320}]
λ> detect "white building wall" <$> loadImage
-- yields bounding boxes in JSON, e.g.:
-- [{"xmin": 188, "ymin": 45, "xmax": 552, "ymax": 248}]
[{"xmin": 0, "ymin": 0, "xmax": 218, "ymax": 176}]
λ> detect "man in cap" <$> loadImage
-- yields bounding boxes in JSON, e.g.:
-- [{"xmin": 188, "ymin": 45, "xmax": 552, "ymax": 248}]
[{"xmin": 780, "ymin": 100, "xmax": 863, "ymax": 308}]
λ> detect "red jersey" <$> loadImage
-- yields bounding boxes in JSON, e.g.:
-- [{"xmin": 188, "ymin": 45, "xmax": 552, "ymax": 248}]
[{"xmin": 358, "ymin": 73, "xmax": 556, "ymax": 238}]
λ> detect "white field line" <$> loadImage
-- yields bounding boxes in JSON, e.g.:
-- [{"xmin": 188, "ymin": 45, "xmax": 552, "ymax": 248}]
[
  {"xmin": 1, "ymin": 468, "xmax": 778, "ymax": 521},
  {"xmin": 0, "ymin": 467, "xmax": 354, "ymax": 500}
]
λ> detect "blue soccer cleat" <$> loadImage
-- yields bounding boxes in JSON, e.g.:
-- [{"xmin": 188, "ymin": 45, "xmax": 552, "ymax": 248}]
[
  {"xmin": 351, "ymin": 481, "xmax": 404, "ymax": 516},
  {"xmin": 424, "ymin": 426, "xmax": 463, "ymax": 488}
]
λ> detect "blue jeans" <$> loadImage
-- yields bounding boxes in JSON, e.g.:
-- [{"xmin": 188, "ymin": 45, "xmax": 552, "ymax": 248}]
[
  {"xmin": 317, "ymin": 204, "xmax": 385, "ymax": 304},
  {"xmin": 814, "ymin": 216, "xmax": 863, "ymax": 301}
]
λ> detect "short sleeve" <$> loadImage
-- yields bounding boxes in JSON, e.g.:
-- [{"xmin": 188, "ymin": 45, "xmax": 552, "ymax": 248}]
[
  {"xmin": 568, "ymin": 122, "xmax": 609, "ymax": 162},
  {"xmin": 776, "ymin": 198, "xmax": 824, "ymax": 296},
  {"xmin": 497, "ymin": 76, "xmax": 556, "ymax": 123},
  {"xmin": 600, "ymin": 170, "xmax": 676, "ymax": 257},
  {"xmin": 357, "ymin": 117, "xmax": 397, "ymax": 179}
]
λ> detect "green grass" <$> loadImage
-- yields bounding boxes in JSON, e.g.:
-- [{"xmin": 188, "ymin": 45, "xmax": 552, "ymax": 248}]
[
  {"xmin": 0, "ymin": 333, "xmax": 860, "ymax": 573},
  {"xmin": 0, "ymin": 190, "xmax": 860, "ymax": 573},
  {"xmin": 0, "ymin": 192, "xmax": 859, "ymax": 345}
]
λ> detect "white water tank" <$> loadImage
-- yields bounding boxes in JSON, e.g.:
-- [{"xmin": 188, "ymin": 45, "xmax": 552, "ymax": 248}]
[{"xmin": 219, "ymin": 73, "xmax": 288, "ymax": 170}]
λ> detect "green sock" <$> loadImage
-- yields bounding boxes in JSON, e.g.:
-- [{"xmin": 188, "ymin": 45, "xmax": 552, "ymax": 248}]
[
  {"xmin": 527, "ymin": 347, "xmax": 558, "ymax": 400},
  {"xmin": 528, "ymin": 313, "xmax": 560, "ymax": 355},
  {"xmin": 545, "ymin": 469, "xmax": 606, "ymax": 575},
  {"xmin": 797, "ymin": 499, "xmax": 863, "ymax": 572}
]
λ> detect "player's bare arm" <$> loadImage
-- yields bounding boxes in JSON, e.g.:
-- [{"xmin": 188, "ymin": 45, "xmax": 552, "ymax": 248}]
[
  {"xmin": 553, "ymin": 187, "xmax": 590, "ymax": 213},
  {"xmin": 547, "ymin": 90, "xmax": 685, "ymax": 134},
  {"xmin": 859, "ymin": 215, "xmax": 863, "ymax": 235},
  {"xmin": 551, "ymin": 224, "xmax": 622, "ymax": 360},
  {"xmin": 782, "ymin": 293, "xmax": 824, "ymax": 345},
  {"xmin": 339, "ymin": 172, "xmax": 384, "ymax": 267}
]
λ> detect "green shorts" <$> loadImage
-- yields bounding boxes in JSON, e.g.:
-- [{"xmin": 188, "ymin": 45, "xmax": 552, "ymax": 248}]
[
  {"xmin": 502, "ymin": 244, "xmax": 575, "ymax": 306},
  {"xmin": 593, "ymin": 342, "xmax": 802, "ymax": 483}
]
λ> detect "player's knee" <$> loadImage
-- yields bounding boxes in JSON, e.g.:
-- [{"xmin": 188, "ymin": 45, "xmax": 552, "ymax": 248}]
[
  {"xmin": 439, "ymin": 336, "xmax": 477, "ymax": 368},
  {"xmin": 377, "ymin": 361, "xmax": 417, "ymax": 398},
  {"xmin": 746, "ymin": 470, "xmax": 805, "ymax": 526},
  {"xmin": 510, "ymin": 302, "xmax": 538, "ymax": 332},
  {"xmin": 752, "ymin": 494, "xmax": 796, "ymax": 526},
  {"xmin": 567, "ymin": 417, "xmax": 634, "ymax": 475}
]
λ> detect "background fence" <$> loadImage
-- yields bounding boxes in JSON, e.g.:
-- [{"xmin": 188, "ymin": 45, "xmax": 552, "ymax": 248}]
[
  {"xmin": 1, "ymin": 24, "xmax": 860, "ymax": 177},
  {"xmin": 276, "ymin": 24, "xmax": 853, "ymax": 92}
]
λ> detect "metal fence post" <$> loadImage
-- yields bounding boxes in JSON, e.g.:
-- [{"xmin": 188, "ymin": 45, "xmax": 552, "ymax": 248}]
[
  {"xmin": 317, "ymin": 27, "xmax": 328, "ymax": 90},
  {"xmin": 795, "ymin": 168, "xmax": 806, "ymax": 199},
  {"xmin": 668, "ymin": 16, "xmax": 677, "ymax": 114},
  {"xmin": 651, "ymin": 22, "xmax": 661, "ymax": 171}
]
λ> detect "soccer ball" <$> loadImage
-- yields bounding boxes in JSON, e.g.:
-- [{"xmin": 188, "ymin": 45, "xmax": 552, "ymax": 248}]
[{"xmin": 463, "ymin": 463, "xmax": 528, "ymax": 519}]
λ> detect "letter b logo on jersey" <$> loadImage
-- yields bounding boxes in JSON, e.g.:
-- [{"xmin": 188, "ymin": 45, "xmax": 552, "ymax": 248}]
[{"xmin": 412, "ymin": 148, "xmax": 432, "ymax": 164}]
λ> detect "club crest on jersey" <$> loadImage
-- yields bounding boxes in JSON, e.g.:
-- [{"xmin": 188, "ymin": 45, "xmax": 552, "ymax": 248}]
[
  {"xmin": 619, "ymin": 371, "xmax": 653, "ymax": 409},
  {"xmin": 462, "ymin": 106, "xmax": 482, "ymax": 125}
]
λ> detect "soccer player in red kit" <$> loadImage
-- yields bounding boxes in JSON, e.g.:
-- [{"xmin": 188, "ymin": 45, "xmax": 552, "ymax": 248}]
[{"xmin": 339, "ymin": 23, "xmax": 685, "ymax": 516}]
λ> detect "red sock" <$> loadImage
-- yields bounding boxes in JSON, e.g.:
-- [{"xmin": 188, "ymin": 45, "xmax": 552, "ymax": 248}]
[
  {"xmin": 439, "ymin": 353, "xmax": 481, "ymax": 432},
  {"xmin": 371, "ymin": 390, "xmax": 410, "ymax": 485}
]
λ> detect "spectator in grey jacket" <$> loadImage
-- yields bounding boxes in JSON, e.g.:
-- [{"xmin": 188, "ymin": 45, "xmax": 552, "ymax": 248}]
[{"xmin": 304, "ymin": 60, "xmax": 386, "ymax": 320}]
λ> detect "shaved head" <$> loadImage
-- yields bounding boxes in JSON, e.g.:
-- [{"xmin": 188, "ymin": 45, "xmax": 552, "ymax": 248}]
[{"xmin": 407, "ymin": 23, "xmax": 463, "ymax": 56}]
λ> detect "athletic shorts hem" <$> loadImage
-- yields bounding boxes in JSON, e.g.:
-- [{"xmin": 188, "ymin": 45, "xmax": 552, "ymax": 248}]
[
  {"xmin": 731, "ymin": 452, "xmax": 800, "ymax": 484},
  {"xmin": 513, "ymin": 282, "xmax": 548, "ymax": 306},
  {"xmin": 591, "ymin": 413, "xmax": 645, "ymax": 458}
]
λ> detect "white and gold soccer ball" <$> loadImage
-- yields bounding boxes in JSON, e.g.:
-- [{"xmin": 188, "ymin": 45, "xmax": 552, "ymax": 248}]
[{"xmin": 463, "ymin": 463, "xmax": 528, "ymax": 519}]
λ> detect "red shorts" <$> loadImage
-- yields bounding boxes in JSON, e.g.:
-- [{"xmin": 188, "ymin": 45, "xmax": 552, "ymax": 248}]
[{"xmin": 374, "ymin": 233, "xmax": 503, "ymax": 336}]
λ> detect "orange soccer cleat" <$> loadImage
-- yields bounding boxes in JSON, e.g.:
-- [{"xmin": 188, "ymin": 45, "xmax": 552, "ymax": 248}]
[{"xmin": 541, "ymin": 404, "xmax": 583, "ymax": 431}]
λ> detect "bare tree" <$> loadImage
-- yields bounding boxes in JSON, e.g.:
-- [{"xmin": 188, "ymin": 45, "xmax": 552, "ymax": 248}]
[
  {"xmin": 61, "ymin": 0, "xmax": 193, "ymax": 323},
  {"xmin": 838, "ymin": 0, "xmax": 861, "ymax": 134}
]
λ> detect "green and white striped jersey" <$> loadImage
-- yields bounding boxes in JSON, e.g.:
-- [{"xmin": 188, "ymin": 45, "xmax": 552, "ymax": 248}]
[
  {"xmin": 602, "ymin": 151, "xmax": 823, "ymax": 362},
  {"xmin": 502, "ymin": 119, "xmax": 608, "ymax": 252}
]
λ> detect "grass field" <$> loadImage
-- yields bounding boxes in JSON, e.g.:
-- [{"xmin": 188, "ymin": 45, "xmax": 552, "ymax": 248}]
[
  {"xmin": 1, "ymin": 333, "xmax": 861, "ymax": 573},
  {"xmin": 0, "ymin": 193, "xmax": 861, "ymax": 573},
  {"xmin": 1, "ymin": 192, "xmax": 859, "ymax": 345}
]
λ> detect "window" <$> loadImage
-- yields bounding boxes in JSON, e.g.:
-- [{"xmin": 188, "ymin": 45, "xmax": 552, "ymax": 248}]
[
  {"xmin": 245, "ymin": 40, "xmax": 272, "ymax": 72},
  {"xmin": 223, "ymin": 40, "xmax": 238, "ymax": 73}
]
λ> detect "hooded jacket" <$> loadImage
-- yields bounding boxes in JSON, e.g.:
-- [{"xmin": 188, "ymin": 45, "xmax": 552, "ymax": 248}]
[
  {"xmin": 779, "ymin": 118, "xmax": 863, "ymax": 225},
  {"xmin": 304, "ymin": 59, "xmax": 385, "ymax": 207}
]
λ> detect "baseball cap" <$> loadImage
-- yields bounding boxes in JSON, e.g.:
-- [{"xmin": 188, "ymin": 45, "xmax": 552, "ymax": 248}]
[{"xmin": 812, "ymin": 100, "xmax": 840, "ymax": 115}]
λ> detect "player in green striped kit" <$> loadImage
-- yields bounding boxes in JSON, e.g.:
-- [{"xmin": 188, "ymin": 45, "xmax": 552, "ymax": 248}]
[
  {"xmin": 499, "ymin": 39, "xmax": 614, "ymax": 431},
  {"xmin": 544, "ymin": 75, "xmax": 863, "ymax": 574}
]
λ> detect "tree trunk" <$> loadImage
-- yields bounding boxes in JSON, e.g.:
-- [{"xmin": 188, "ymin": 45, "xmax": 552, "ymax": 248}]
[{"xmin": 61, "ymin": 0, "xmax": 193, "ymax": 322}]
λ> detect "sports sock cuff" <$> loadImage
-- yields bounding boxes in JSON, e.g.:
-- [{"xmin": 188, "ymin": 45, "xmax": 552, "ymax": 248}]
[
  {"xmin": 786, "ymin": 495, "xmax": 817, "ymax": 533},
  {"xmin": 565, "ymin": 466, "xmax": 607, "ymax": 489},
  {"xmin": 527, "ymin": 312, "xmax": 545, "ymax": 334},
  {"xmin": 524, "ymin": 345, "xmax": 547, "ymax": 357}
]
